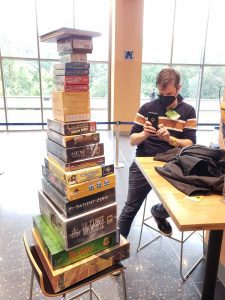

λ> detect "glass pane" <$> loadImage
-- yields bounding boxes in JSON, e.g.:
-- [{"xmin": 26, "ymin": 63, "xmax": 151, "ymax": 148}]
[
  {"xmin": 43, "ymin": 108, "xmax": 53, "ymax": 126},
  {"xmin": 90, "ymin": 63, "xmax": 108, "ymax": 129},
  {"xmin": 0, "ymin": 97, "xmax": 6, "ymax": 131},
  {"xmin": 7, "ymin": 109, "xmax": 42, "ymax": 130},
  {"xmin": 41, "ymin": 61, "xmax": 54, "ymax": 107},
  {"xmin": 198, "ymin": 66, "xmax": 225, "ymax": 124},
  {"xmin": 172, "ymin": 0, "xmax": 208, "ymax": 64},
  {"xmin": 0, "ymin": 70, "xmax": 6, "ymax": 130},
  {"xmin": 0, "ymin": 0, "xmax": 37, "ymax": 58},
  {"xmin": 142, "ymin": 0, "xmax": 175, "ymax": 63},
  {"xmin": 141, "ymin": 64, "xmax": 168, "ymax": 106},
  {"xmin": 172, "ymin": 65, "xmax": 201, "ymax": 110},
  {"xmin": 205, "ymin": 0, "xmax": 225, "ymax": 64},
  {"xmin": 37, "ymin": 0, "xmax": 74, "ymax": 59},
  {"xmin": 74, "ymin": 0, "xmax": 109, "ymax": 61},
  {"xmin": 3, "ymin": 59, "xmax": 40, "ymax": 97},
  {"xmin": 2, "ymin": 59, "xmax": 42, "ymax": 129}
]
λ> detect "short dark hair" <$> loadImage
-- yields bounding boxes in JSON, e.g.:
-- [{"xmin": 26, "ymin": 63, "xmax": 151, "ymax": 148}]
[{"xmin": 156, "ymin": 68, "xmax": 181, "ymax": 89}]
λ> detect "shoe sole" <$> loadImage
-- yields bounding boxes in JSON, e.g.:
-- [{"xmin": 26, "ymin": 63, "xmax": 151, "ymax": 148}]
[
  {"xmin": 159, "ymin": 229, "xmax": 173, "ymax": 237},
  {"xmin": 111, "ymin": 270, "xmax": 121, "ymax": 276}
]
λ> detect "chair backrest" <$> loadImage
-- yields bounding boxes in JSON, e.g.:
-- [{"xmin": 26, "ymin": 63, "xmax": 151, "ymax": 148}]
[
  {"xmin": 23, "ymin": 233, "xmax": 43, "ymax": 285},
  {"xmin": 23, "ymin": 233, "xmax": 56, "ymax": 297},
  {"xmin": 23, "ymin": 233, "xmax": 125, "ymax": 298}
]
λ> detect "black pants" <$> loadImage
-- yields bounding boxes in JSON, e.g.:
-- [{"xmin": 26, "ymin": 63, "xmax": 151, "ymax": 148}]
[{"xmin": 118, "ymin": 161, "xmax": 169, "ymax": 238}]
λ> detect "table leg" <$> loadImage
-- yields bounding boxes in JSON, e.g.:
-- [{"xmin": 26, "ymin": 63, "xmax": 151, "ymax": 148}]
[{"xmin": 201, "ymin": 230, "xmax": 224, "ymax": 300}]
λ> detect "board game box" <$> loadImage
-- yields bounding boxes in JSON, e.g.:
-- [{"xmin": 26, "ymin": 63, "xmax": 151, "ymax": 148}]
[
  {"xmin": 46, "ymin": 151, "xmax": 105, "ymax": 172},
  {"xmin": 42, "ymin": 165, "xmax": 115, "ymax": 201},
  {"xmin": 44, "ymin": 156, "xmax": 114, "ymax": 185},
  {"xmin": 47, "ymin": 130, "xmax": 100, "ymax": 148},
  {"xmin": 33, "ymin": 227, "xmax": 130, "ymax": 292},
  {"xmin": 52, "ymin": 91, "xmax": 90, "ymax": 108},
  {"xmin": 47, "ymin": 119, "xmax": 96, "ymax": 136},
  {"xmin": 53, "ymin": 108, "xmax": 90, "ymax": 123},
  {"xmin": 46, "ymin": 139, "xmax": 104, "ymax": 162},
  {"xmin": 42, "ymin": 178, "xmax": 116, "ymax": 217},
  {"xmin": 39, "ymin": 190, "xmax": 117, "ymax": 250},
  {"xmin": 33, "ymin": 215, "xmax": 119, "ymax": 270}
]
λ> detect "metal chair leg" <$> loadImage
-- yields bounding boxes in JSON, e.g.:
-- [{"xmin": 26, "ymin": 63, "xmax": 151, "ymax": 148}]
[
  {"xmin": 136, "ymin": 198, "xmax": 205, "ymax": 281},
  {"xmin": 137, "ymin": 197, "xmax": 161, "ymax": 252},
  {"xmin": 136, "ymin": 197, "xmax": 148, "ymax": 251},
  {"xmin": 121, "ymin": 268, "xmax": 128, "ymax": 300},
  {"xmin": 90, "ymin": 282, "xmax": 93, "ymax": 300},
  {"xmin": 29, "ymin": 269, "xmax": 34, "ymax": 300},
  {"xmin": 179, "ymin": 231, "xmax": 205, "ymax": 281}
]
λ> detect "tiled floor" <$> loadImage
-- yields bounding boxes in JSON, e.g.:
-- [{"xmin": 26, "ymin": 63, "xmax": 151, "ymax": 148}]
[{"xmin": 0, "ymin": 130, "xmax": 224, "ymax": 300}]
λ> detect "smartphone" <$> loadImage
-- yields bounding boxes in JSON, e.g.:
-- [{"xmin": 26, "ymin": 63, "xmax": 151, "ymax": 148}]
[{"xmin": 147, "ymin": 112, "xmax": 158, "ymax": 129}]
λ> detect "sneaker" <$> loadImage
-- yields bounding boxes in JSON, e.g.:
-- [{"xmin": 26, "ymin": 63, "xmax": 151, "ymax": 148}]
[
  {"xmin": 111, "ymin": 270, "xmax": 121, "ymax": 276},
  {"xmin": 152, "ymin": 216, "xmax": 172, "ymax": 237}
]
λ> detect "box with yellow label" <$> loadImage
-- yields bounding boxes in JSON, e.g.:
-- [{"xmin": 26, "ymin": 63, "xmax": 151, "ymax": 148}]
[
  {"xmin": 33, "ymin": 227, "xmax": 130, "ymax": 292},
  {"xmin": 42, "ymin": 165, "xmax": 115, "ymax": 201},
  {"xmin": 44, "ymin": 156, "xmax": 114, "ymax": 186}
]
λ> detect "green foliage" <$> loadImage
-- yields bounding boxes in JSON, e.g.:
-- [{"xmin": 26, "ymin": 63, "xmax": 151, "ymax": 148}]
[
  {"xmin": 2, "ymin": 58, "xmax": 224, "ymax": 102},
  {"xmin": 141, "ymin": 64, "xmax": 225, "ymax": 100},
  {"xmin": 141, "ymin": 64, "xmax": 166, "ymax": 98},
  {"xmin": 3, "ymin": 59, "xmax": 40, "ymax": 96},
  {"xmin": 41, "ymin": 61, "xmax": 54, "ymax": 97},
  {"xmin": 89, "ymin": 63, "xmax": 108, "ymax": 97}
]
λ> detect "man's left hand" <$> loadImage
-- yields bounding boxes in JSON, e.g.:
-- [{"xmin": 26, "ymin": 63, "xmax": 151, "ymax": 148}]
[{"xmin": 156, "ymin": 124, "xmax": 170, "ymax": 143}]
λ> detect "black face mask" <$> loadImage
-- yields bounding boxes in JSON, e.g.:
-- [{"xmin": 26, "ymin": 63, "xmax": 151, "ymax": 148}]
[{"xmin": 158, "ymin": 95, "xmax": 176, "ymax": 109}]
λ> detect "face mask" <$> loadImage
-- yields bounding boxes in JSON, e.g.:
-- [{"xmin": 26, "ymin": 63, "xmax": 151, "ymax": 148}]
[{"xmin": 158, "ymin": 95, "xmax": 176, "ymax": 109}]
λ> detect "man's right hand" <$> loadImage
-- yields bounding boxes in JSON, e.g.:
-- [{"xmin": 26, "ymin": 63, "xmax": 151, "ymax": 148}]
[
  {"xmin": 143, "ymin": 120, "xmax": 157, "ymax": 137},
  {"xmin": 130, "ymin": 121, "xmax": 157, "ymax": 146}
]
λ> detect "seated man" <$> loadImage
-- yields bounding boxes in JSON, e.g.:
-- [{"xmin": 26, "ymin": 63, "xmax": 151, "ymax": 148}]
[{"xmin": 118, "ymin": 68, "xmax": 197, "ymax": 238}]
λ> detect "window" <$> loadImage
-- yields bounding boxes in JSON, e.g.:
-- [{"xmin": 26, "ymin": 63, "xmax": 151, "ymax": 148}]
[
  {"xmin": 142, "ymin": 0, "xmax": 174, "ymax": 63},
  {"xmin": 198, "ymin": 66, "xmax": 225, "ymax": 124},
  {"xmin": 0, "ymin": 0, "xmax": 110, "ymax": 131},
  {"xmin": 0, "ymin": 0, "xmax": 37, "ymax": 58},
  {"xmin": 37, "ymin": 0, "xmax": 74, "ymax": 59},
  {"xmin": 172, "ymin": 0, "xmax": 208, "ymax": 64},
  {"xmin": 205, "ymin": 0, "xmax": 225, "ymax": 64},
  {"xmin": 3, "ymin": 59, "xmax": 42, "ymax": 130},
  {"xmin": 142, "ymin": 0, "xmax": 225, "ymax": 127}
]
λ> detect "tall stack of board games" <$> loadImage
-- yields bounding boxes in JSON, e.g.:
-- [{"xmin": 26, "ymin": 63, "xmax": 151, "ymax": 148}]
[{"xmin": 31, "ymin": 28, "xmax": 129, "ymax": 293}]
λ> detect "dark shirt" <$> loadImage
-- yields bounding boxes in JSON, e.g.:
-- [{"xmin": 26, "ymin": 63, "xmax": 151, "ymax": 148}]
[{"xmin": 130, "ymin": 95, "xmax": 197, "ymax": 157}]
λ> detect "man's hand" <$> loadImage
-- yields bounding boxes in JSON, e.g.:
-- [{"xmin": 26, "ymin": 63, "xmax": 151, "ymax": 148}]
[
  {"xmin": 143, "ymin": 120, "xmax": 157, "ymax": 137},
  {"xmin": 130, "ymin": 120, "xmax": 157, "ymax": 146},
  {"xmin": 156, "ymin": 124, "xmax": 170, "ymax": 143}
]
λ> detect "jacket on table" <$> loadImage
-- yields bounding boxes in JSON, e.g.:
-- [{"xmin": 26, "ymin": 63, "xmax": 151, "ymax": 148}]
[{"xmin": 153, "ymin": 145, "xmax": 225, "ymax": 196}]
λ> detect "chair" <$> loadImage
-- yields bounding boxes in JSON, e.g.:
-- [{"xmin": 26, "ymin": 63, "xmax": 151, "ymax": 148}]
[
  {"xmin": 136, "ymin": 197, "xmax": 205, "ymax": 281},
  {"xmin": 23, "ymin": 234, "xmax": 127, "ymax": 300}
]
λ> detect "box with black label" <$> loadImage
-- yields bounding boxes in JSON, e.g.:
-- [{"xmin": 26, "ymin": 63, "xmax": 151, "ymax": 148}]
[
  {"xmin": 42, "ymin": 178, "xmax": 116, "ymax": 218},
  {"xmin": 46, "ymin": 139, "xmax": 104, "ymax": 162},
  {"xmin": 47, "ymin": 151, "xmax": 105, "ymax": 172},
  {"xmin": 47, "ymin": 130, "xmax": 100, "ymax": 148},
  {"xmin": 39, "ymin": 190, "xmax": 117, "ymax": 250},
  {"xmin": 33, "ymin": 215, "xmax": 119, "ymax": 270},
  {"xmin": 47, "ymin": 119, "xmax": 96, "ymax": 136}
]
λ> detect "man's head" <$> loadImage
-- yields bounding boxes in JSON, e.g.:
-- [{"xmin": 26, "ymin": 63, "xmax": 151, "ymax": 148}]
[{"xmin": 156, "ymin": 68, "xmax": 182, "ymax": 109}]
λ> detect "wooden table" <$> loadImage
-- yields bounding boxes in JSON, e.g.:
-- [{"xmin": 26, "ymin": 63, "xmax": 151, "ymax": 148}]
[{"xmin": 135, "ymin": 157, "xmax": 225, "ymax": 300}]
